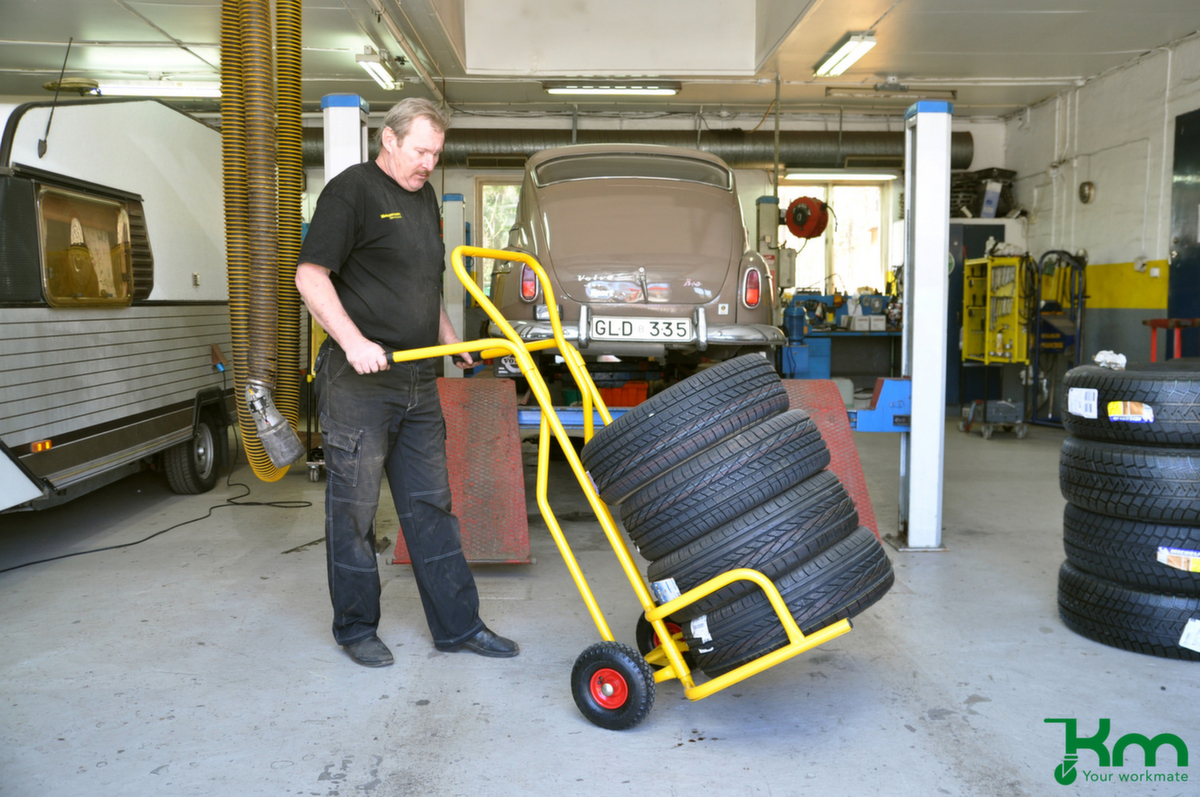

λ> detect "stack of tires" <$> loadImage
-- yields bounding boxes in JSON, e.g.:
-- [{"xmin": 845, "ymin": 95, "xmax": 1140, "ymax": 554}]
[
  {"xmin": 1057, "ymin": 360, "xmax": 1200, "ymax": 661},
  {"xmin": 580, "ymin": 354, "xmax": 894, "ymax": 677}
]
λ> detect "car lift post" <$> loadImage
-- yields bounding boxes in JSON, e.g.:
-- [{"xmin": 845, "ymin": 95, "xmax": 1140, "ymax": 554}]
[{"xmin": 898, "ymin": 101, "xmax": 953, "ymax": 551}]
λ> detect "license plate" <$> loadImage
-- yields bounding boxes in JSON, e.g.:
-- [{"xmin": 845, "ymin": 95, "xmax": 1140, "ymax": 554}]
[{"xmin": 591, "ymin": 317, "xmax": 692, "ymax": 341}]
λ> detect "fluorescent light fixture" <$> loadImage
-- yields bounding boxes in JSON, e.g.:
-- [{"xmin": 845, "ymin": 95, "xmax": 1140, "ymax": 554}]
[
  {"xmin": 785, "ymin": 170, "xmax": 898, "ymax": 182},
  {"xmin": 356, "ymin": 47, "xmax": 400, "ymax": 90},
  {"xmin": 825, "ymin": 86, "xmax": 957, "ymax": 101},
  {"xmin": 96, "ymin": 80, "xmax": 221, "ymax": 98},
  {"xmin": 814, "ymin": 33, "xmax": 876, "ymax": 77},
  {"xmin": 543, "ymin": 81, "xmax": 680, "ymax": 96}
]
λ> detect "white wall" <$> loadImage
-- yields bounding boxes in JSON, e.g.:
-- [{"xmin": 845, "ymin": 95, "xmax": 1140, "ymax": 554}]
[{"xmin": 1006, "ymin": 33, "xmax": 1200, "ymax": 264}]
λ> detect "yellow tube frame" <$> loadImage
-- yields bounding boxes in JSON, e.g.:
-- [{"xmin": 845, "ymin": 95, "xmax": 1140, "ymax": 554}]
[{"xmin": 390, "ymin": 245, "xmax": 851, "ymax": 701}]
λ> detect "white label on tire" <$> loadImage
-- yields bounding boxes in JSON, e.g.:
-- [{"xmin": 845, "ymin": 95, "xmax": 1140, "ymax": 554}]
[
  {"xmin": 1157, "ymin": 546, "xmax": 1200, "ymax": 573},
  {"xmin": 651, "ymin": 578, "xmax": 681, "ymax": 605},
  {"xmin": 690, "ymin": 615, "xmax": 712, "ymax": 644},
  {"xmin": 1179, "ymin": 618, "xmax": 1200, "ymax": 653},
  {"xmin": 1067, "ymin": 387, "xmax": 1098, "ymax": 418},
  {"xmin": 1108, "ymin": 401, "xmax": 1155, "ymax": 424}
]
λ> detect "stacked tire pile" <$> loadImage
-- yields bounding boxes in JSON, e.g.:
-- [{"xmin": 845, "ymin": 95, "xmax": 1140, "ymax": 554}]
[
  {"xmin": 1058, "ymin": 360, "xmax": 1200, "ymax": 660},
  {"xmin": 580, "ymin": 354, "xmax": 894, "ymax": 677}
]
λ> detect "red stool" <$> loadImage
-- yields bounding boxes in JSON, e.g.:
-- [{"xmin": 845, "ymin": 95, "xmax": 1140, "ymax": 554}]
[{"xmin": 1143, "ymin": 318, "xmax": 1200, "ymax": 362}]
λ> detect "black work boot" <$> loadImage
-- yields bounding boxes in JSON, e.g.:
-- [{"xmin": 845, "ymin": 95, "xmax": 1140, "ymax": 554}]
[
  {"xmin": 343, "ymin": 635, "xmax": 394, "ymax": 667},
  {"xmin": 436, "ymin": 626, "xmax": 520, "ymax": 658}
]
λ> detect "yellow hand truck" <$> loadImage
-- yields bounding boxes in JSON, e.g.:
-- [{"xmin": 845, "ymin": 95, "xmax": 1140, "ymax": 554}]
[{"xmin": 390, "ymin": 246, "xmax": 852, "ymax": 730}]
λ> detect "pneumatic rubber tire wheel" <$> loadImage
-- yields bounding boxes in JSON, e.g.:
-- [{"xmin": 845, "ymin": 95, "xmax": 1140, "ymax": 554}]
[
  {"xmin": 634, "ymin": 614, "xmax": 695, "ymax": 670},
  {"xmin": 1059, "ymin": 437, "xmax": 1200, "ymax": 524},
  {"xmin": 570, "ymin": 641, "xmax": 655, "ymax": 730},
  {"xmin": 1063, "ymin": 504, "xmax": 1200, "ymax": 595},
  {"xmin": 621, "ymin": 410, "xmax": 829, "ymax": 561},
  {"xmin": 165, "ymin": 414, "xmax": 224, "ymax": 495},
  {"xmin": 646, "ymin": 470, "xmax": 859, "ymax": 622},
  {"xmin": 580, "ymin": 354, "xmax": 788, "ymax": 504},
  {"xmin": 1061, "ymin": 360, "xmax": 1200, "ymax": 447},
  {"xmin": 683, "ymin": 527, "xmax": 894, "ymax": 678},
  {"xmin": 1058, "ymin": 561, "xmax": 1200, "ymax": 661}
]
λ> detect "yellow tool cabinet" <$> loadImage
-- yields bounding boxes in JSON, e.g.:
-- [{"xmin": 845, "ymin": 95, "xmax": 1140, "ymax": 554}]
[{"xmin": 962, "ymin": 255, "xmax": 1030, "ymax": 365}]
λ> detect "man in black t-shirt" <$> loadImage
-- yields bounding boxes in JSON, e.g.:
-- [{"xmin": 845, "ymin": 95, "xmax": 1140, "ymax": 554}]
[{"xmin": 296, "ymin": 98, "xmax": 518, "ymax": 667}]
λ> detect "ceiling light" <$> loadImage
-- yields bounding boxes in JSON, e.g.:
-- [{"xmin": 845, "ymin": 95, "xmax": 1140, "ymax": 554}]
[
  {"xmin": 96, "ymin": 80, "xmax": 221, "ymax": 98},
  {"xmin": 814, "ymin": 33, "xmax": 876, "ymax": 78},
  {"xmin": 784, "ymin": 170, "xmax": 898, "ymax": 182},
  {"xmin": 356, "ymin": 47, "xmax": 400, "ymax": 90},
  {"xmin": 825, "ymin": 86, "xmax": 957, "ymax": 101},
  {"xmin": 543, "ymin": 82, "xmax": 681, "ymax": 96}
]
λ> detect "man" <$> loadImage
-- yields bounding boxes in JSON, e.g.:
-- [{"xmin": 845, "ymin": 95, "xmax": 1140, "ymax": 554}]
[{"xmin": 295, "ymin": 97, "xmax": 518, "ymax": 667}]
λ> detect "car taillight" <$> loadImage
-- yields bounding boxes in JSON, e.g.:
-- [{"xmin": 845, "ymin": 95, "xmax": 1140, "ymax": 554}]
[
  {"xmin": 520, "ymin": 264, "xmax": 539, "ymax": 301},
  {"xmin": 743, "ymin": 267, "xmax": 761, "ymax": 308}
]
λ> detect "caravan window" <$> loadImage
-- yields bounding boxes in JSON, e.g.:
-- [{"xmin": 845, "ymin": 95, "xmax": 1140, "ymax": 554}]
[{"xmin": 38, "ymin": 186, "xmax": 134, "ymax": 306}]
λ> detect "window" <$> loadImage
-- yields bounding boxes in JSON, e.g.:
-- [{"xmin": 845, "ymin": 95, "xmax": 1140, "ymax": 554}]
[
  {"xmin": 533, "ymin": 153, "xmax": 731, "ymax": 190},
  {"xmin": 38, "ymin": 186, "xmax": 134, "ymax": 306},
  {"xmin": 475, "ymin": 180, "xmax": 521, "ymax": 297},
  {"xmin": 778, "ymin": 181, "xmax": 888, "ymax": 295}
]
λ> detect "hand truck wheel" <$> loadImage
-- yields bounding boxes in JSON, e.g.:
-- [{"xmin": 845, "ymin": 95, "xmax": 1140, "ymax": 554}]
[
  {"xmin": 570, "ymin": 641, "xmax": 655, "ymax": 730},
  {"xmin": 635, "ymin": 614, "xmax": 695, "ymax": 670}
]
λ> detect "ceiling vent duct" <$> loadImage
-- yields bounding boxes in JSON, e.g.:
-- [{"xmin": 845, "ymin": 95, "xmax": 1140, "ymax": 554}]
[{"xmin": 301, "ymin": 128, "xmax": 974, "ymax": 171}]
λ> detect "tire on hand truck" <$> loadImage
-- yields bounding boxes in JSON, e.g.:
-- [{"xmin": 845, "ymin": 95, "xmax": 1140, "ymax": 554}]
[
  {"xmin": 571, "ymin": 641, "xmax": 656, "ymax": 730},
  {"xmin": 621, "ymin": 410, "xmax": 829, "ymax": 561},
  {"xmin": 1058, "ymin": 561, "xmax": 1200, "ymax": 661},
  {"xmin": 580, "ymin": 354, "xmax": 788, "ymax": 504},
  {"xmin": 647, "ymin": 470, "xmax": 859, "ymax": 622},
  {"xmin": 1059, "ymin": 437, "xmax": 1200, "ymax": 524},
  {"xmin": 1062, "ymin": 361, "xmax": 1200, "ymax": 447},
  {"xmin": 1063, "ymin": 504, "xmax": 1200, "ymax": 595},
  {"xmin": 683, "ymin": 527, "xmax": 894, "ymax": 678},
  {"xmin": 634, "ymin": 614, "xmax": 695, "ymax": 670}
]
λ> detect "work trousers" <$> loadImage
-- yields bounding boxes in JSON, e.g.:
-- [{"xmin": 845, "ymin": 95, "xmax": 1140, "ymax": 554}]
[{"xmin": 314, "ymin": 342, "xmax": 483, "ymax": 647}]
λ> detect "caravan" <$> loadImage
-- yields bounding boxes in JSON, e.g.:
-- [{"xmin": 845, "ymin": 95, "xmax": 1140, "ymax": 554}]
[{"xmin": 0, "ymin": 98, "xmax": 232, "ymax": 511}]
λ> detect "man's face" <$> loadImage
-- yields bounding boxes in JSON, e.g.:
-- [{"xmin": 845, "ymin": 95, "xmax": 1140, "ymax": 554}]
[{"xmin": 379, "ymin": 116, "xmax": 444, "ymax": 191}]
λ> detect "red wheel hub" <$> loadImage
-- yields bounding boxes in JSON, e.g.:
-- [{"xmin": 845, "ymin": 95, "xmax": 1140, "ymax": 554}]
[
  {"xmin": 589, "ymin": 668, "xmax": 629, "ymax": 709},
  {"xmin": 653, "ymin": 622, "xmax": 683, "ymax": 648}
]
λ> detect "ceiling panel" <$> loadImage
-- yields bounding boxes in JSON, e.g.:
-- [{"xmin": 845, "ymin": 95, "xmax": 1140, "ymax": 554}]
[{"xmin": 0, "ymin": 0, "xmax": 1196, "ymax": 121}]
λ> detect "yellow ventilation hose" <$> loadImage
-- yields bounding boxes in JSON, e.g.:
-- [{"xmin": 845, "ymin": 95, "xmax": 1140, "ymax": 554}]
[
  {"xmin": 275, "ymin": 0, "xmax": 303, "ymax": 445},
  {"xmin": 221, "ymin": 0, "xmax": 302, "ymax": 481}
]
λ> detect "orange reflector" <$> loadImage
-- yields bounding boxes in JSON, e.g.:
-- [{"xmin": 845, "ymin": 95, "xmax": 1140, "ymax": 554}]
[{"xmin": 31, "ymin": 440, "xmax": 52, "ymax": 453}]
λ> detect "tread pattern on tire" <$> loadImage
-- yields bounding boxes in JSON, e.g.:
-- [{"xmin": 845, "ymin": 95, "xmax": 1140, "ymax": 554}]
[
  {"xmin": 683, "ymin": 527, "xmax": 894, "ymax": 677},
  {"xmin": 1057, "ymin": 561, "xmax": 1200, "ymax": 661},
  {"xmin": 647, "ymin": 470, "xmax": 858, "ymax": 621},
  {"xmin": 581, "ymin": 354, "xmax": 788, "ymax": 504},
  {"xmin": 1062, "ymin": 362, "xmax": 1200, "ymax": 447},
  {"xmin": 620, "ymin": 410, "xmax": 829, "ymax": 561},
  {"xmin": 1063, "ymin": 504, "xmax": 1200, "ymax": 595},
  {"xmin": 1059, "ymin": 437, "xmax": 1200, "ymax": 525}
]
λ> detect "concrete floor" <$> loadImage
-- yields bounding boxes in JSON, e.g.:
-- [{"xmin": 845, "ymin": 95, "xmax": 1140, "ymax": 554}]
[{"xmin": 1, "ymin": 420, "xmax": 1196, "ymax": 797}]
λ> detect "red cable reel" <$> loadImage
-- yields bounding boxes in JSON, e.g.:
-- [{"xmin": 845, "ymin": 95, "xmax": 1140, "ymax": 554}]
[{"xmin": 785, "ymin": 196, "xmax": 830, "ymax": 239}]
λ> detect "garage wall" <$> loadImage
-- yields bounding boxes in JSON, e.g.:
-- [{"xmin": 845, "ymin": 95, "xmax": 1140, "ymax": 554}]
[{"xmin": 1005, "ymin": 32, "xmax": 1200, "ymax": 361}]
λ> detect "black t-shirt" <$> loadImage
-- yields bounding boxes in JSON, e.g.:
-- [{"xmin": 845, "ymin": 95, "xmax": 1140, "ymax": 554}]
[{"xmin": 298, "ymin": 161, "xmax": 445, "ymax": 352}]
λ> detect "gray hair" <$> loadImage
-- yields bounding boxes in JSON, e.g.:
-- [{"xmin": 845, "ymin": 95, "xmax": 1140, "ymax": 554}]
[{"xmin": 376, "ymin": 98, "xmax": 450, "ymax": 146}]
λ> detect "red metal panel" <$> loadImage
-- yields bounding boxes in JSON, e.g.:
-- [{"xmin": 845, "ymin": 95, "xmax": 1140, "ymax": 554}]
[
  {"xmin": 393, "ymin": 378, "xmax": 531, "ymax": 564},
  {"xmin": 783, "ymin": 380, "xmax": 879, "ymax": 539}
]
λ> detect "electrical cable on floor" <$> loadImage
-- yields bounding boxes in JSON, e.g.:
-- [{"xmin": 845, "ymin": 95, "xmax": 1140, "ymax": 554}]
[{"xmin": 0, "ymin": 413, "xmax": 311, "ymax": 575}]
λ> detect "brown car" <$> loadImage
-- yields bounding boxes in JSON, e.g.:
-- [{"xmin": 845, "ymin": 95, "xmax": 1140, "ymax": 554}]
[{"xmin": 488, "ymin": 144, "xmax": 782, "ymax": 379}]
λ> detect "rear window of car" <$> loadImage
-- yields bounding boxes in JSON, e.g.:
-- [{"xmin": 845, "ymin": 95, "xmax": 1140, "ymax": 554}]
[{"xmin": 533, "ymin": 154, "xmax": 732, "ymax": 190}]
